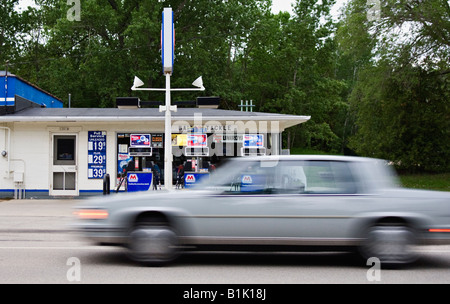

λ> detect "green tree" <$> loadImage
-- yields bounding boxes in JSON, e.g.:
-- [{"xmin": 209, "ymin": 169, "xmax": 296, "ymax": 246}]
[
  {"xmin": 0, "ymin": 0, "xmax": 33, "ymax": 67},
  {"xmin": 249, "ymin": 0, "xmax": 347, "ymax": 152},
  {"xmin": 343, "ymin": 0, "xmax": 450, "ymax": 172},
  {"xmin": 349, "ymin": 60, "xmax": 450, "ymax": 172},
  {"xmin": 12, "ymin": 0, "xmax": 273, "ymax": 108},
  {"xmin": 171, "ymin": 0, "xmax": 271, "ymax": 106},
  {"xmin": 374, "ymin": 0, "xmax": 450, "ymax": 68}
]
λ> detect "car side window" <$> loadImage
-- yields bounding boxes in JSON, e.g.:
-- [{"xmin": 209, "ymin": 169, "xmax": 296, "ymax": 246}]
[
  {"xmin": 302, "ymin": 161, "xmax": 357, "ymax": 194},
  {"xmin": 271, "ymin": 161, "xmax": 307, "ymax": 194},
  {"xmin": 238, "ymin": 161, "xmax": 272, "ymax": 194},
  {"xmin": 218, "ymin": 160, "xmax": 271, "ymax": 194},
  {"xmin": 231, "ymin": 160, "xmax": 307, "ymax": 194},
  {"xmin": 216, "ymin": 159, "xmax": 357, "ymax": 195}
]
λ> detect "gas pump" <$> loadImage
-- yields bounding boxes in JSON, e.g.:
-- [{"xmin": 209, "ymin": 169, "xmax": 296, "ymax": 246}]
[
  {"xmin": 125, "ymin": 147, "xmax": 154, "ymax": 192},
  {"xmin": 125, "ymin": 134, "xmax": 154, "ymax": 192},
  {"xmin": 184, "ymin": 133, "xmax": 210, "ymax": 188}
]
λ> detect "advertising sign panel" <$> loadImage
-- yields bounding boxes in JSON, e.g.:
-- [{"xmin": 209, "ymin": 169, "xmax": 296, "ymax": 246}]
[
  {"xmin": 151, "ymin": 134, "xmax": 163, "ymax": 148},
  {"xmin": 127, "ymin": 172, "xmax": 153, "ymax": 192},
  {"xmin": 172, "ymin": 134, "xmax": 187, "ymax": 146},
  {"xmin": 213, "ymin": 134, "xmax": 243, "ymax": 143},
  {"xmin": 130, "ymin": 134, "xmax": 151, "ymax": 147},
  {"xmin": 243, "ymin": 134, "xmax": 263, "ymax": 147},
  {"xmin": 240, "ymin": 174, "xmax": 266, "ymax": 192},
  {"xmin": 187, "ymin": 134, "xmax": 207, "ymax": 147},
  {"xmin": 118, "ymin": 153, "xmax": 133, "ymax": 174},
  {"xmin": 184, "ymin": 173, "xmax": 210, "ymax": 188}
]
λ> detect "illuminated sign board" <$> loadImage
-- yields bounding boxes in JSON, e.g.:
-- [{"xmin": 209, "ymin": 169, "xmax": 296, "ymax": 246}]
[
  {"xmin": 243, "ymin": 134, "xmax": 263, "ymax": 147},
  {"xmin": 130, "ymin": 134, "xmax": 151, "ymax": 148},
  {"xmin": 162, "ymin": 7, "xmax": 174, "ymax": 74},
  {"xmin": 151, "ymin": 134, "xmax": 163, "ymax": 148},
  {"xmin": 187, "ymin": 134, "xmax": 207, "ymax": 147},
  {"xmin": 172, "ymin": 134, "xmax": 187, "ymax": 146},
  {"xmin": 213, "ymin": 134, "xmax": 243, "ymax": 143}
]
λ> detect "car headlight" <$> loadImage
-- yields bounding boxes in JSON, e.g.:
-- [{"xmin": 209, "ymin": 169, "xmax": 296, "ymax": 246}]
[{"xmin": 75, "ymin": 209, "xmax": 109, "ymax": 220}]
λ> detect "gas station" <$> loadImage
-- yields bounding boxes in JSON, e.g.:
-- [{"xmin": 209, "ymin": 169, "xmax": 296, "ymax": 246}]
[
  {"xmin": 0, "ymin": 8, "xmax": 310, "ymax": 198},
  {"xmin": 0, "ymin": 105, "xmax": 309, "ymax": 198}
]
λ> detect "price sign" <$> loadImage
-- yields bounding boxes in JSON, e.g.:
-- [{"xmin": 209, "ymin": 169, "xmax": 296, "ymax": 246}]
[{"xmin": 88, "ymin": 131, "xmax": 107, "ymax": 179}]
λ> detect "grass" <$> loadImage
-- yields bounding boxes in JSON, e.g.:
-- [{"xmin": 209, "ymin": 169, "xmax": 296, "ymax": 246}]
[{"xmin": 399, "ymin": 173, "xmax": 450, "ymax": 192}]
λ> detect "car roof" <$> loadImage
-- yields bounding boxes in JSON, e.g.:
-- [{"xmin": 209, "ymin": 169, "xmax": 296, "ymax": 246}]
[{"xmin": 233, "ymin": 155, "xmax": 379, "ymax": 163}]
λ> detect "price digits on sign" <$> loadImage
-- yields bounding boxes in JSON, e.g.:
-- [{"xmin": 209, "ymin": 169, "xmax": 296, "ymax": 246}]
[
  {"xmin": 90, "ymin": 140, "xmax": 105, "ymax": 151},
  {"xmin": 88, "ymin": 131, "xmax": 107, "ymax": 179}
]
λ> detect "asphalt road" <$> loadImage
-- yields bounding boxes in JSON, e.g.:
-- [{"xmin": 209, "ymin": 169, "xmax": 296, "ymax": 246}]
[{"xmin": 1, "ymin": 199, "xmax": 450, "ymax": 285}]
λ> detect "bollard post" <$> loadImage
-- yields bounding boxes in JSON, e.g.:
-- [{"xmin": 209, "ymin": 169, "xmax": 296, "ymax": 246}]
[{"xmin": 103, "ymin": 174, "xmax": 110, "ymax": 195}]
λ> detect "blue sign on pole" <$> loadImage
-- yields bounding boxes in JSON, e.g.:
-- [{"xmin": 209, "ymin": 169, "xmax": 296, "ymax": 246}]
[
  {"xmin": 162, "ymin": 7, "xmax": 174, "ymax": 74},
  {"xmin": 88, "ymin": 131, "xmax": 106, "ymax": 179}
]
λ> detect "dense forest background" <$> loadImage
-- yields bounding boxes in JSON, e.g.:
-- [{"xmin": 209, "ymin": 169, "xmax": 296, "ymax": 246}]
[{"xmin": 1, "ymin": 0, "xmax": 449, "ymax": 172}]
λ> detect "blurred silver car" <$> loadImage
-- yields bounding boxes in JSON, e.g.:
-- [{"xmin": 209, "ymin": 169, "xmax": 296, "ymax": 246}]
[{"xmin": 73, "ymin": 155, "xmax": 450, "ymax": 266}]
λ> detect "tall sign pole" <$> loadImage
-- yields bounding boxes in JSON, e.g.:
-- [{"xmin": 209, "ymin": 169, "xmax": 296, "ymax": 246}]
[
  {"xmin": 162, "ymin": 7, "xmax": 174, "ymax": 190},
  {"xmin": 131, "ymin": 7, "xmax": 205, "ymax": 190}
]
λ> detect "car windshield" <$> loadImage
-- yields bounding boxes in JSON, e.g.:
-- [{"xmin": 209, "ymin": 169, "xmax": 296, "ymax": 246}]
[{"xmin": 193, "ymin": 158, "xmax": 362, "ymax": 194}]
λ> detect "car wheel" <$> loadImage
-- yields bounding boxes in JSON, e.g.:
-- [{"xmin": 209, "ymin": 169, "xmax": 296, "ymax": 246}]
[
  {"xmin": 127, "ymin": 219, "xmax": 180, "ymax": 266},
  {"xmin": 359, "ymin": 225, "xmax": 419, "ymax": 266}
]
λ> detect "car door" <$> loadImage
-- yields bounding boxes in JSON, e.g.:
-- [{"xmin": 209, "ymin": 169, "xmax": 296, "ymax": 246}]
[
  {"xmin": 189, "ymin": 159, "xmax": 281, "ymax": 241},
  {"xmin": 265, "ymin": 160, "xmax": 363, "ymax": 240}
]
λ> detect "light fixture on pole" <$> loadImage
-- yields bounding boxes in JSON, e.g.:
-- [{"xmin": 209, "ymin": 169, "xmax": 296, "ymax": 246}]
[
  {"xmin": 130, "ymin": 76, "xmax": 205, "ymax": 92},
  {"xmin": 131, "ymin": 76, "xmax": 145, "ymax": 90},
  {"xmin": 192, "ymin": 76, "xmax": 204, "ymax": 90},
  {"xmin": 131, "ymin": 75, "xmax": 205, "ymax": 190},
  {"xmin": 130, "ymin": 8, "xmax": 205, "ymax": 191},
  {"xmin": 130, "ymin": 8, "xmax": 206, "ymax": 190}
]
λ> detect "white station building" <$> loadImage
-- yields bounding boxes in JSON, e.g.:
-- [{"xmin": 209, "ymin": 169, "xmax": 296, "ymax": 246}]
[{"xmin": 0, "ymin": 98, "xmax": 310, "ymax": 198}]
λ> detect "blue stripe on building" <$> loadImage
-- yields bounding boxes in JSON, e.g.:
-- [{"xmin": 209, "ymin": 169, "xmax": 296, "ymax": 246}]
[{"xmin": 0, "ymin": 71, "xmax": 63, "ymax": 110}]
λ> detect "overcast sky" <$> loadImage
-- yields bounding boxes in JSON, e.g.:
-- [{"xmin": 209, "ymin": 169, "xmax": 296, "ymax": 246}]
[
  {"xmin": 18, "ymin": 0, "xmax": 347, "ymax": 17},
  {"xmin": 272, "ymin": 0, "xmax": 348, "ymax": 20},
  {"xmin": 271, "ymin": 0, "xmax": 295, "ymax": 14}
]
